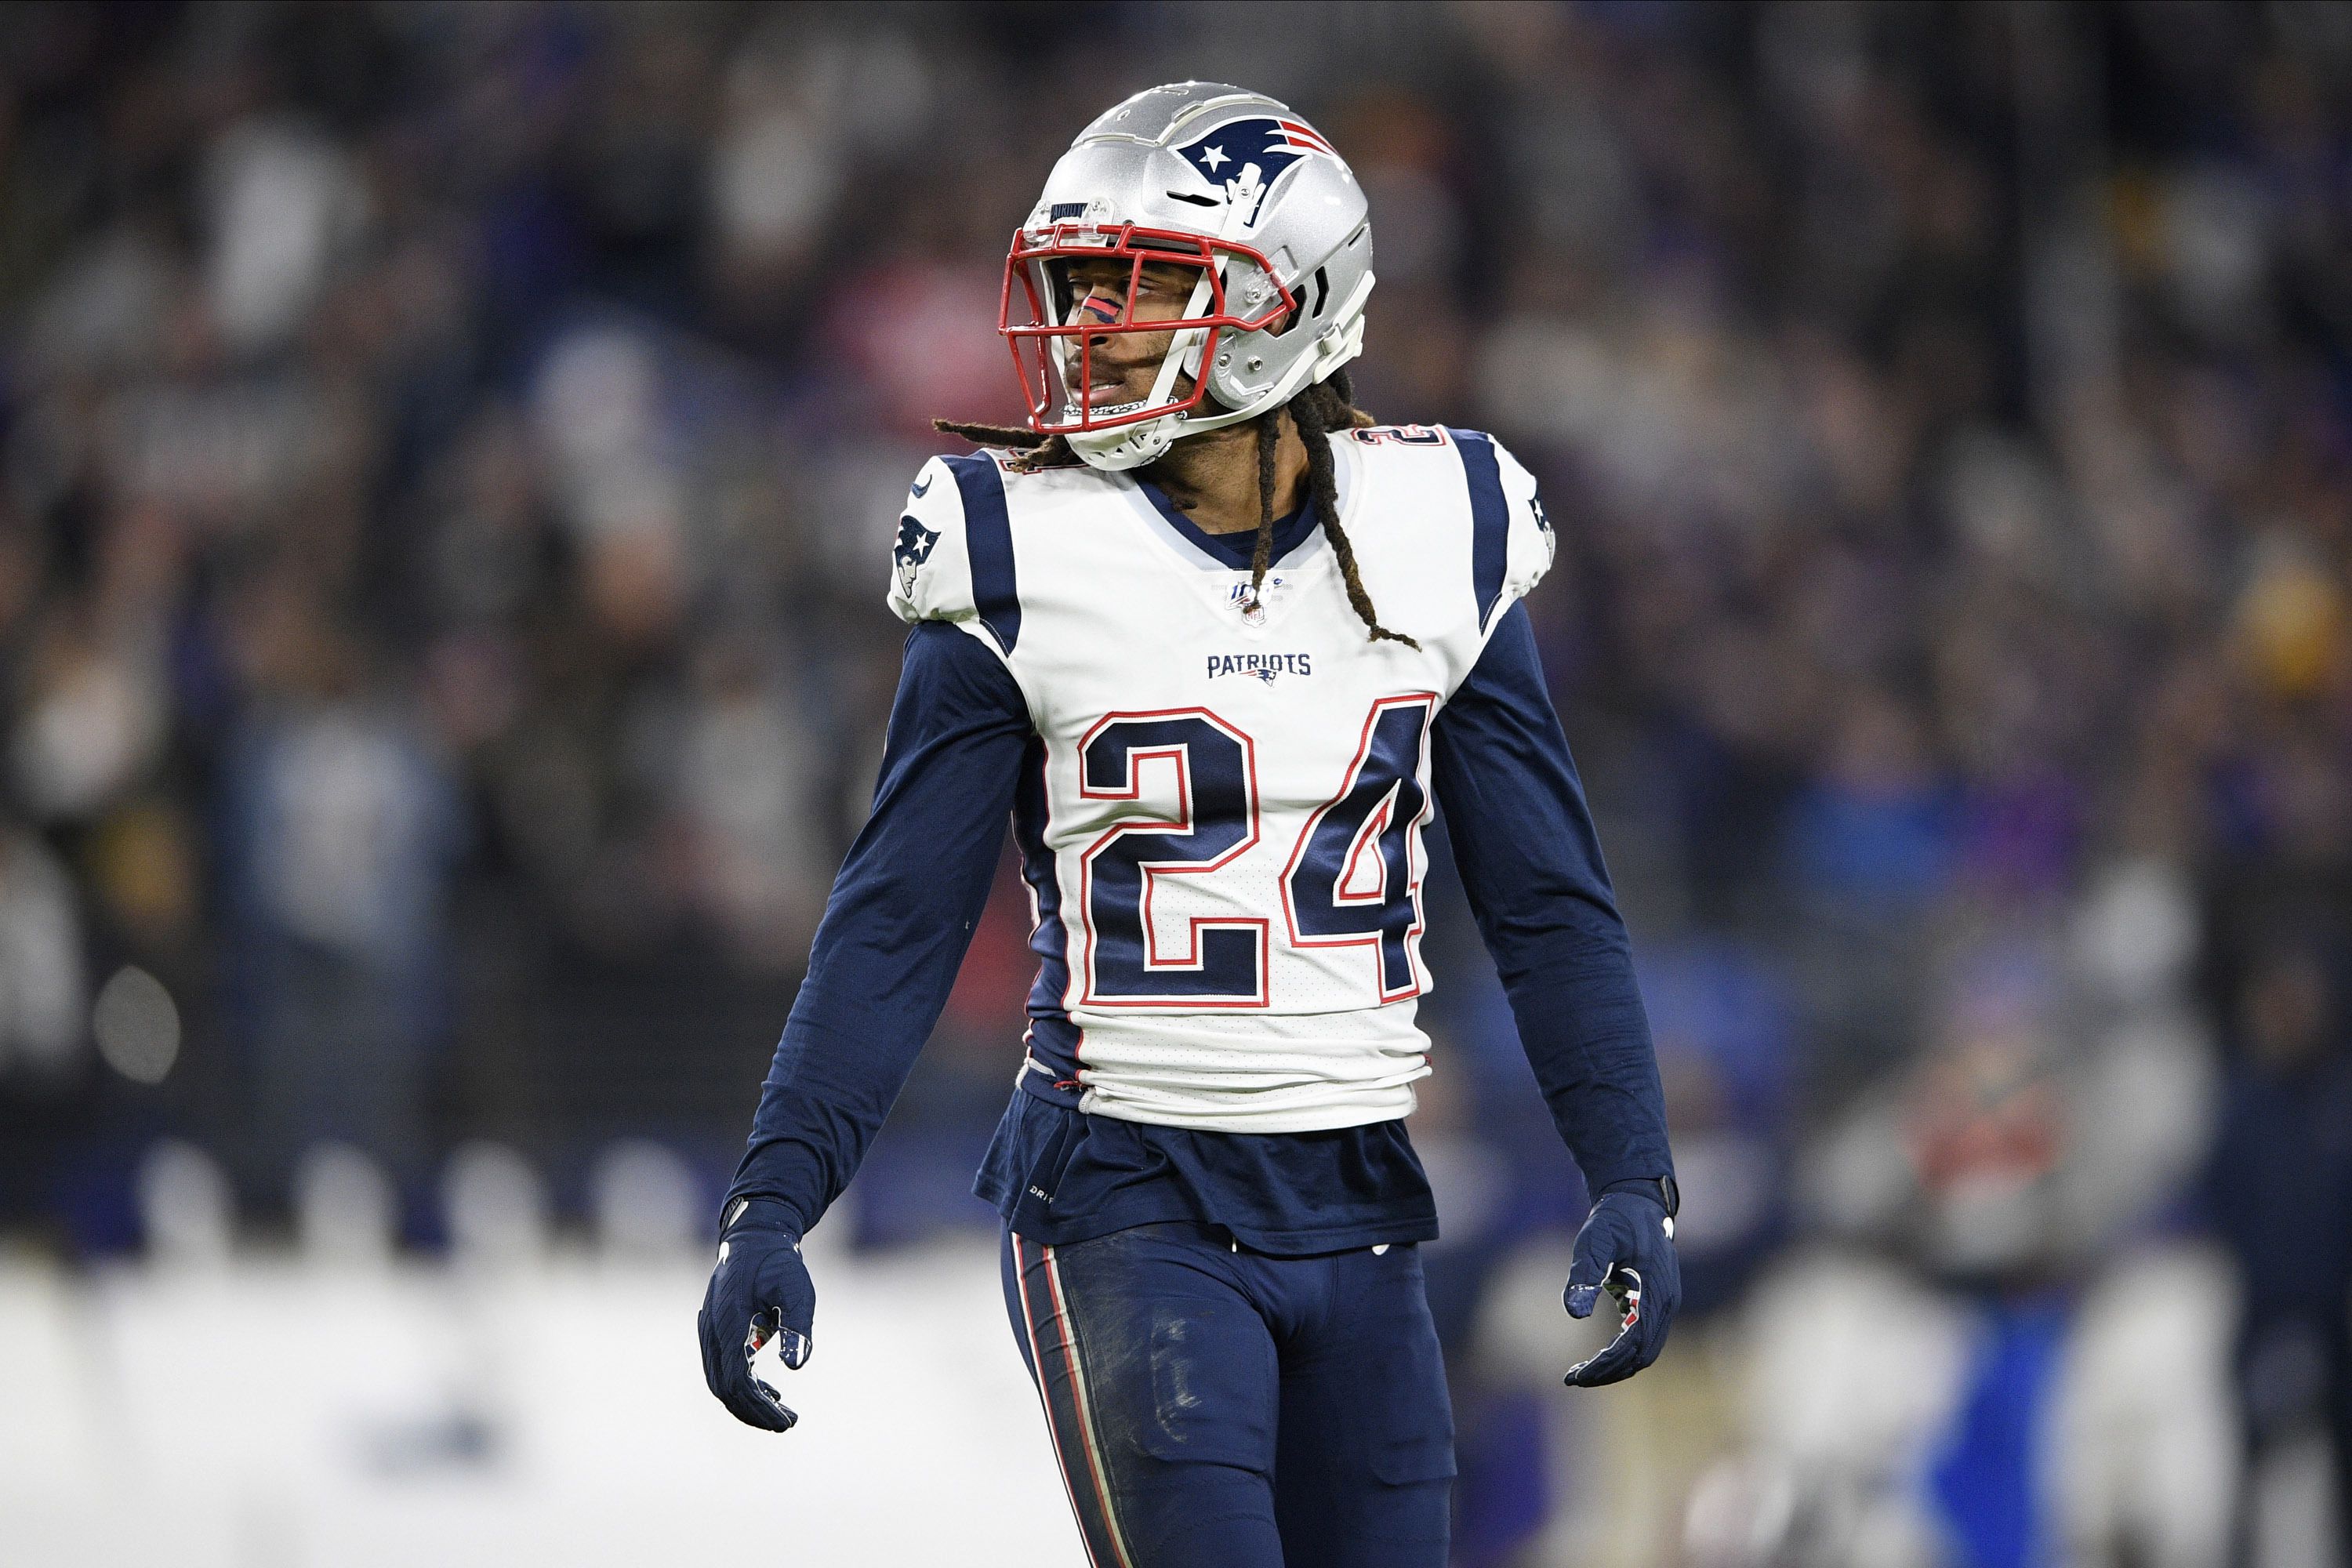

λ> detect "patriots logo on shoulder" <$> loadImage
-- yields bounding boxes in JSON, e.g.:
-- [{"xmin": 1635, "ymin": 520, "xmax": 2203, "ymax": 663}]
[
  {"xmin": 1174, "ymin": 117, "xmax": 1339, "ymax": 219},
  {"xmin": 894, "ymin": 514, "xmax": 940, "ymax": 599}
]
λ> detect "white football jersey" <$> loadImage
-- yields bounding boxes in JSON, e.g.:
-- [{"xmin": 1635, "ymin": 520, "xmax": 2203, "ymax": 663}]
[{"xmin": 887, "ymin": 424, "xmax": 1554, "ymax": 1133}]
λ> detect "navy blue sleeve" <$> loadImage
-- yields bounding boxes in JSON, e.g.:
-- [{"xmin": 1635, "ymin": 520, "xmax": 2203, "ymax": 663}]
[
  {"xmin": 1431, "ymin": 601, "xmax": 1673, "ymax": 1200},
  {"xmin": 724, "ymin": 621, "xmax": 1033, "ymax": 1232}
]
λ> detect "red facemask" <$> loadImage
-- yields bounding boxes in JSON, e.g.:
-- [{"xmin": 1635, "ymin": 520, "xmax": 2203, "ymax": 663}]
[{"xmin": 1000, "ymin": 221, "xmax": 1297, "ymax": 437}]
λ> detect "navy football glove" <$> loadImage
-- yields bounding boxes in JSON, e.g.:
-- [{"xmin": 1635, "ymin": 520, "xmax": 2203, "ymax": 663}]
[
  {"xmin": 698, "ymin": 1197, "xmax": 816, "ymax": 1432},
  {"xmin": 1563, "ymin": 1185, "xmax": 1679, "ymax": 1388}
]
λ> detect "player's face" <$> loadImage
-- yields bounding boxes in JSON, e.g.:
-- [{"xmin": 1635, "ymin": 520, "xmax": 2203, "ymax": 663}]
[{"xmin": 1058, "ymin": 257, "xmax": 1203, "ymax": 410}]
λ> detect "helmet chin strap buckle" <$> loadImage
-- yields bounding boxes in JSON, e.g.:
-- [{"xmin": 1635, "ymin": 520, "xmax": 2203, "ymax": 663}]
[{"xmin": 1067, "ymin": 416, "xmax": 1179, "ymax": 472}]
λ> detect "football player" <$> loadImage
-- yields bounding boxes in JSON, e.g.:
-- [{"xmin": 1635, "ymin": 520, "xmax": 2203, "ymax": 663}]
[{"xmin": 699, "ymin": 82, "xmax": 1679, "ymax": 1567}]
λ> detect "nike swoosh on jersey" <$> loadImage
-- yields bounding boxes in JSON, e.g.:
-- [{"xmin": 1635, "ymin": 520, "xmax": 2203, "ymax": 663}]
[{"xmin": 911, "ymin": 475, "xmax": 933, "ymax": 498}]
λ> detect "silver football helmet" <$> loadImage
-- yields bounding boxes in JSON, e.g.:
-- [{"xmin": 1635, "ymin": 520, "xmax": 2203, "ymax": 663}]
[{"xmin": 1000, "ymin": 82, "xmax": 1376, "ymax": 471}]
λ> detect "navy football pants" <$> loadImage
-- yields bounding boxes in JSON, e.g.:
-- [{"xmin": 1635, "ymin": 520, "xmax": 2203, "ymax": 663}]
[{"xmin": 1000, "ymin": 1221, "xmax": 1454, "ymax": 1567}]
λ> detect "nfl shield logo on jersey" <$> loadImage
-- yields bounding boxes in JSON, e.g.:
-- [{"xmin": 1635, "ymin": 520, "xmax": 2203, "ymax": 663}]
[{"xmin": 894, "ymin": 514, "xmax": 940, "ymax": 600}]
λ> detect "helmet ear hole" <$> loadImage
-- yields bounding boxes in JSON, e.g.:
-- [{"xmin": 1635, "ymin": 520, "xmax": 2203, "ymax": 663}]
[{"xmin": 1311, "ymin": 267, "xmax": 1330, "ymax": 318}]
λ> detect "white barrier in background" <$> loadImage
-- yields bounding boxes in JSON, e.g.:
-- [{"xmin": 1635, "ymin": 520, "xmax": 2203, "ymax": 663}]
[{"xmin": 0, "ymin": 1167, "xmax": 1077, "ymax": 1566}]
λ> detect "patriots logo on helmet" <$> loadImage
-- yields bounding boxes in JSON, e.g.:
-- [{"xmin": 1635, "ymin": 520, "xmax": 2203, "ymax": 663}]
[
  {"xmin": 1174, "ymin": 117, "xmax": 1338, "ymax": 220},
  {"xmin": 894, "ymin": 514, "xmax": 940, "ymax": 599}
]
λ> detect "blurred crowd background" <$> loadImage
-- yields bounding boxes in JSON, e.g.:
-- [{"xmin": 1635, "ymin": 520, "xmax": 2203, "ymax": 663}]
[{"xmin": 1, "ymin": 3, "xmax": 2349, "ymax": 1566}]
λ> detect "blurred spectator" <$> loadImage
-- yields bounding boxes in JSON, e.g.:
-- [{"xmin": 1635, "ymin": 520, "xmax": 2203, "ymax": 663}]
[
  {"xmin": 220, "ymin": 590, "xmax": 459, "ymax": 1196},
  {"xmin": 0, "ymin": 821, "xmax": 81, "ymax": 1075},
  {"xmin": 2205, "ymin": 860, "xmax": 2352, "ymax": 1565}
]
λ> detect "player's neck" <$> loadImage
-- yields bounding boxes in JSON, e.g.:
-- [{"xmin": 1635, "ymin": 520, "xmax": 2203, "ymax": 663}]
[{"xmin": 1144, "ymin": 410, "xmax": 1311, "ymax": 535}]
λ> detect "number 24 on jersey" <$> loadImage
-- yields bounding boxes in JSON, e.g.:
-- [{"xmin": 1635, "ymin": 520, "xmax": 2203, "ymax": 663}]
[{"xmin": 1075, "ymin": 697, "xmax": 1434, "ymax": 1009}]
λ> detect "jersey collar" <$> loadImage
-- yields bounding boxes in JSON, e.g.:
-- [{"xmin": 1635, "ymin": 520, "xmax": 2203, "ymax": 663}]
[
  {"xmin": 1119, "ymin": 430, "xmax": 1358, "ymax": 578},
  {"xmin": 1132, "ymin": 481, "xmax": 1320, "ymax": 572}
]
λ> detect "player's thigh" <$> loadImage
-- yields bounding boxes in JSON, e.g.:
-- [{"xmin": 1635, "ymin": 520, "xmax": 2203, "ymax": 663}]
[
  {"xmin": 1004, "ymin": 1223, "xmax": 1286, "ymax": 1568},
  {"xmin": 1272, "ymin": 1243, "xmax": 1454, "ymax": 1568}
]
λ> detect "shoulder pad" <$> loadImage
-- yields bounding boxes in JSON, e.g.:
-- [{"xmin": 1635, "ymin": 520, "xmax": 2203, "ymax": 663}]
[{"xmin": 884, "ymin": 452, "xmax": 1023, "ymax": 655}]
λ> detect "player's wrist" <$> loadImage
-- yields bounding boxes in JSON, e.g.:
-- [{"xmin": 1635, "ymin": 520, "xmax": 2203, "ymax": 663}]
[
  {"xmin": 1595, "ymin": 1174, "xmax": 1679, "ymax": 1221},
  {"xmin": 720, "ymin": 1195, "xmax": 806, "ymax": 1238}
]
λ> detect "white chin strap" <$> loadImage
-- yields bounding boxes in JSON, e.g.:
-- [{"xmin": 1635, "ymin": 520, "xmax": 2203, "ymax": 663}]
[{"xmin": 1065, "ymin": 421, "xmax": 1178, "ymax": 472}]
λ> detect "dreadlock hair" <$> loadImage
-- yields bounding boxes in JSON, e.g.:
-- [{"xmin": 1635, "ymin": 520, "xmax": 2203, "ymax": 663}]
[
  {"xmin": 934, "ymin": 366, "xmax": 1417, "ymax": 648},
  {"xmin": 927, "ymin": 418, "xmax": 1076, "ymax": 470}
]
